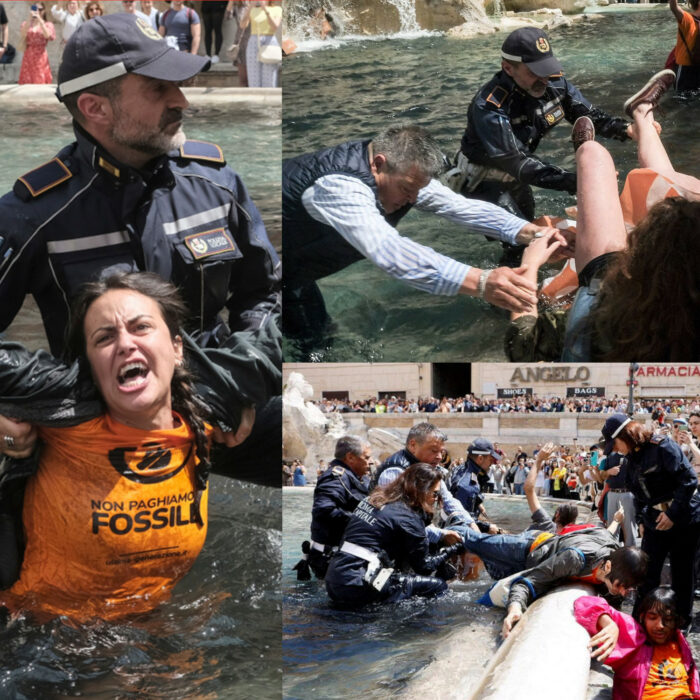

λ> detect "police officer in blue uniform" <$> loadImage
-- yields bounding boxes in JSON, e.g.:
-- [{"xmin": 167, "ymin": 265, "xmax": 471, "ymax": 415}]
[
  {"xmin": 294, "ymin": 436, "xmax": 371, "ymax": 580},
  {"xmin": 449, "ymin": 438, "xmax": 502, "ymax": 533},
  {"xmin": 0, "ymin": 14, "xmax": 281, "ymax": 483},
  {"xmin": 372, "ymin": 422, "xmax": 478, "ymax": 540},
  {"xmin": 600, "ymin": 414, "xmax": 700, "ymax": 627},
  {"xmin": 459, "ymin": 27, "xmax": 631, "ymax": 223},
  {"xmin": 325, "ymin": 463, "xmax": 464, "ymax": 607}
]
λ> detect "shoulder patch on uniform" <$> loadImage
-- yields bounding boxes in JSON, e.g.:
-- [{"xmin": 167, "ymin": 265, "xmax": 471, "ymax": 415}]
[
  {"xmin": 486, "ymin": 85, "xmax": 509, "ymax": 108},
  {"xmin": 16, "ymin": 158, "xmax": 72, "ymax": 198},
  {"xmin": 331, "ymin": 466, "xmax": 345, "ymax": 477},
  {"xmin": 179, "ymin": 140, "xmax": 225, "ymax": 164},
  {"xmin": 650, "ymin": 434, "xmax": 664, "ymax": 445}
]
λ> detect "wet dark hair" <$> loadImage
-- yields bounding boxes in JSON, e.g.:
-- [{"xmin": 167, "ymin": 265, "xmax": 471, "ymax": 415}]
[
  {"xmin": 607, "ymin": 546, "xmax": 648, "ymax": 589},
  {"xmin": 66, "ymin": 271, "xmax": 211, "ymax": 526},
  {"xmin": 593, "ymin": 198, "xmax": 700, "ymax": 360},
  {"xmin": 635, "ymin": 587, "xmax": 681, "ymax": 632},
  {"xmin": 553, "ymin": 502, "xmax": 578, "ymax": 528},
  {"xmin": 368, "ymin": 463, "xmax": 442, "ymax": 510}
]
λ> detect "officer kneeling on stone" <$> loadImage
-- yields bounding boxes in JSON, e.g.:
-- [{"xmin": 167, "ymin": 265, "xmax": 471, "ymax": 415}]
[
  {"xmin": 294, "ymin": 435, "xmax": 371, "ymax": 580},
  {"xmin": 325, "ymin": 463, "xmax": 465, "ymax": 608}
]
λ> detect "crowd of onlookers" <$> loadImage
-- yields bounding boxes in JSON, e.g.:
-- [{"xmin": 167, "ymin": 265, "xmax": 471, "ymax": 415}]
[
  {"xmin": 1, "ymin": 1, "xmax": 281, "ymax": 87},
  {"xmin": 285, "ymin": 407, "xmax": 700, "ymax": 489},
  {"xmin": 312, "ymin": 394, "xmax": 700, "ymax": 416}
]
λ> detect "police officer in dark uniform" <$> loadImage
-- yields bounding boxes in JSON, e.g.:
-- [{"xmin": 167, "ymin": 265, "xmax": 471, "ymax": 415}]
[
  {"xmin": 0, "ymin": 14, "xmax": 281, "ymax": 483},
  {"xmin": 600, "ymin": 414, "xmax": 700, "ymax": 627},
  {"xmin": 449, "ymin": 438, "xmax": 502, "ymax": 533},
  {"xmin": 372, "ymin": 422, "xmax": 478, "ymax": 540},
  {"xmin": 325, "ymin": 463, "xmax": 464, "ymax": 607},
  {"xmin": 295, "ymin": 435, "xmax": 371, "ymax": 580},
  {"xmin": 458, "ymin": 27, "xmax": 631, "ymax": 224}
]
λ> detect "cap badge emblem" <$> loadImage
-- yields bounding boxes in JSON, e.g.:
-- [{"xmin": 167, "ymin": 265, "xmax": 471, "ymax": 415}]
[
  {"xmin": 136, "ymin": 17, "xmax": 162, "ymax": 41},
  {"xmin": 536, "ymin": 37, "xmax": 550, "ymax": 53}
]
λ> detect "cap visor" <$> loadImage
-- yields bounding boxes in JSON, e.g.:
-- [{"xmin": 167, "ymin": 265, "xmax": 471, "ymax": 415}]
[
  {"xmin": 602, "ymin": 438, "xmax": 615, "ymax": 456},
  {"xmin": 491, "ymin": 451, "xmax": 502, "ymax": 461},
  {"xmin": 133, "ymin": 49, "xmax": 210, "ymax": 83},
  {"xmin": 524, "ymin": 56, "xmax": 563, "ymax": 78}
]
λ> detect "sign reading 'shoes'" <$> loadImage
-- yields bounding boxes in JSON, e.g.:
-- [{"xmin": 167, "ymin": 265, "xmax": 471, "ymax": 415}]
[{"xmin": 497, "ymin": 388, "xmax": 533, "ymax": 398}]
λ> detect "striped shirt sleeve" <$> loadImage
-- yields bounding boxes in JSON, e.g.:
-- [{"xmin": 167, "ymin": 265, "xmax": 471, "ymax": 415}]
[
  {"xmin": 301, "ymin": 174, "xmax": 470, "ymax": 296},
  {"xmin": 415, "ymin": 177, "xmax": 527, "ymax": 245}
]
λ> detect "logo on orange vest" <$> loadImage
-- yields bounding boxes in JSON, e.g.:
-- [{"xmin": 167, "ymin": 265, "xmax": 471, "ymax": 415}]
[
  {"xmin": 536, "ymin": 37, "xmax": 550, "ymax": 53},
  {"xmin": 108, "ymin": 443, "xmax": 191, "ymax": 483}
]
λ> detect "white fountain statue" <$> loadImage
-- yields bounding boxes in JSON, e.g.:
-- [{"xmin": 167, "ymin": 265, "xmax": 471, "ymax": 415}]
[{"xmin": 283, "ymin": 372, "xmax": 404, "ymax": 477}]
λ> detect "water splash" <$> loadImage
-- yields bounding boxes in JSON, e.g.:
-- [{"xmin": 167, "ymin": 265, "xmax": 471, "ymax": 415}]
[{"xmin": 384, "ymin": 0, "xmax": 420, "ymax": 33}]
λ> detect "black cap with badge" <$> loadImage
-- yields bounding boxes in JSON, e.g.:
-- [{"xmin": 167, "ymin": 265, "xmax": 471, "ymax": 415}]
[
  {"xmin": 501, "ymin": 27, "xmax": 563, "ymax": 78},
  {"xmin": 56, "ymin": 13, "xmax": 210, "ymax": 102}
]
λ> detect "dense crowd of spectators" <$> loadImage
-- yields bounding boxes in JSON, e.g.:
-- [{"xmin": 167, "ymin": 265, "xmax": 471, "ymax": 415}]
[{"xmin": 312, "ymin": 394, "xmax": 700, "ymax": 416}]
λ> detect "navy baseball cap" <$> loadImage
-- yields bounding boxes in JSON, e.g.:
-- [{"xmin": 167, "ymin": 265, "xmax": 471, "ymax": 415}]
[
  {"xmin": 501, "ymin": 27, "xmax": 563, "ymax": 78},
  {"xmin": 468, "ymin": 438, "xmax": 501, "ymax": 460},
  {"xmin": 600, "ymin": 413, "xmax": 632, "ymax": 455},
  {"xmin": 57, "ymin": 13, "xmax": 209, "ymax": 101}
]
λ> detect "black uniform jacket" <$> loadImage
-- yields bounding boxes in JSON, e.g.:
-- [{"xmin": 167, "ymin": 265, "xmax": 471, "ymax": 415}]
[
  {"xmin": 461, "ymin": 71, "xmax": 629, "ymax": 194},
  {"xmin": 310, "ymin": 460, "xmax": 370, "ymax": 546}
]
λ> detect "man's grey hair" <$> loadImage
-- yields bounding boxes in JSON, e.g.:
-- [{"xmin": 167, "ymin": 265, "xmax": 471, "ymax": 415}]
[
  {"xmin": 406, "ymin": 422, "xmax": 447, "ymax": 446},
  {"xmin": 371, "ymin": 125, "xmax": 445, "ymax": 179},
  {"xmin": 335, "ymin": 435, "xmax": 368, "ymax": 460}
]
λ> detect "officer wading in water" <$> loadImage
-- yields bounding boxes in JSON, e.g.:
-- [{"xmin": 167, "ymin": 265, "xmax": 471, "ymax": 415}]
[
  {"xmin": 452, "ymin": 27, "xmax": 634, "ymax": 259},
  {"xmin": 294, "ymin": 435, "xmax": 371, "ymax": 580},
  {"xmin": 0, "ymin": 13, "xmax": 281, "ymax": 485}
]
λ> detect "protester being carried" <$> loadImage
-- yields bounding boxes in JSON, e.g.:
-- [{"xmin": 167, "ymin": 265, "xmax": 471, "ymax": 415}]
[
  {"xmin": 505, "ymin": 70, "xmax": 700, "ymax": 361},
  {"xmin": 0, "ymin": 273, "xmax": 214, "ymax": 621}
]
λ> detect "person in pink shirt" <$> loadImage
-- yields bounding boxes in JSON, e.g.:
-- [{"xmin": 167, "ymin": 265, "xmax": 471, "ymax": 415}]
[{"xmin": 574, "ymin": 588, "xmax": 700, "ymax": 700}]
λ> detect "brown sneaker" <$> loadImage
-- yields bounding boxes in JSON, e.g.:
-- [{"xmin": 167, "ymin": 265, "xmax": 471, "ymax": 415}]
[
  {"xmin": 571, "ymin": 116, "xmax": 595, "ymax": 152},
  {"xmin": 623, "ymin": 69, "xmax": 676, "ymax": 118}
]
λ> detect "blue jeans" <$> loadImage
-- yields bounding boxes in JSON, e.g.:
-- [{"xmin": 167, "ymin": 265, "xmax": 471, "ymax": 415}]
[
  {"xmin": 513, "ymin": 483, "xmax": 525, "ymax": 496},
  {"xmin": 453, "ymin": 528, "xmax": 538, "ymax": 580}
]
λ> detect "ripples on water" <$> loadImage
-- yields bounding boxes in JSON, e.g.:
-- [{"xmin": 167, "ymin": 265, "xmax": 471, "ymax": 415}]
[
  {"xmin": 282, "ymin": 13, "xmax": 700, "ymax": 361},
  {"xmin": 2, "ymin": 478, "xmax": 281, "ymax": 700},
  {"xmin": 283, "ymin": 489, "xmax": 536, "ymax": 698}
]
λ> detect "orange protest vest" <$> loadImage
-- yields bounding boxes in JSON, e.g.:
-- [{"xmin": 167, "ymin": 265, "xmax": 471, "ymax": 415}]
[{"xmin": 3, "ymin": 413, "xmax": 211, "ymax": 621}]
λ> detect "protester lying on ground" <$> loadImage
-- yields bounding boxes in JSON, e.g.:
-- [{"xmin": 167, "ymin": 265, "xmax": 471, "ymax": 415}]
[
  {"xmin": 454, "ymin": 523, "xmax": 647, "ymax": 638},
  {"xmin": 574, "ymin": 588, "xmax": 700, "ymax": 699}
]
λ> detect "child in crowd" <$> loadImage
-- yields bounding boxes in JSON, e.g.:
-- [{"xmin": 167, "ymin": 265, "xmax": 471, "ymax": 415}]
[{"xmin": 574, "ymin": 587, "xmax": 700, "ymax": 700}]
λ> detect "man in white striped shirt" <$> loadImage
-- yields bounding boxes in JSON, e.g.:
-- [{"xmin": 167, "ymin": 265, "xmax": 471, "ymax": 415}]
[{"xmin": 283, "ymin": 125, "xmax": 568, "ymax": 344}]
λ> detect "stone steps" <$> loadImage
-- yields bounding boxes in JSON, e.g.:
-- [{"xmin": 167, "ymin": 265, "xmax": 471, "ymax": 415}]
[{"xmin": 0, "ymin": 58, "xmax": 240, "ymax": 88}]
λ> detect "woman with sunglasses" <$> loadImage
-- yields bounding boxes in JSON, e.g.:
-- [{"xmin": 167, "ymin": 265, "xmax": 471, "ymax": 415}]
[
  {"xmin": 18, "ymin": 2, "xmax": 55, "ymax": 84},
  {"xmin": 325, "ymin": 463, "xmax": 464, "ymax": 608},
  {"xmin": 83, "ymin": 1, "xmax": 103, "ymax": 20}
]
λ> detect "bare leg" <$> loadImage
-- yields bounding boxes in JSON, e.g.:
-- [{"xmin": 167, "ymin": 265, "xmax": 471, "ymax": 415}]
[
  {"xmin": 634, "ymin": 105, "xmax": 700, "ymax": 195},
  {"xmin": 575, "ymin": 141, "xmax": 627, "ymax": 272}
]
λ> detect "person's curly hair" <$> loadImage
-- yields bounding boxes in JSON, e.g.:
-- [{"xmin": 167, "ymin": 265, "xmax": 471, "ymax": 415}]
[{"xmin": 592, "ymin": 197, "xmax": 700, "ymax": 360}]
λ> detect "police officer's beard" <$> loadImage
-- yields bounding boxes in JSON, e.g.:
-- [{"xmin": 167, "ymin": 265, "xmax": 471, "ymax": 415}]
[{"xmin": 109, "ymin": 106, "xmax": 186, "ymax": 156}]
